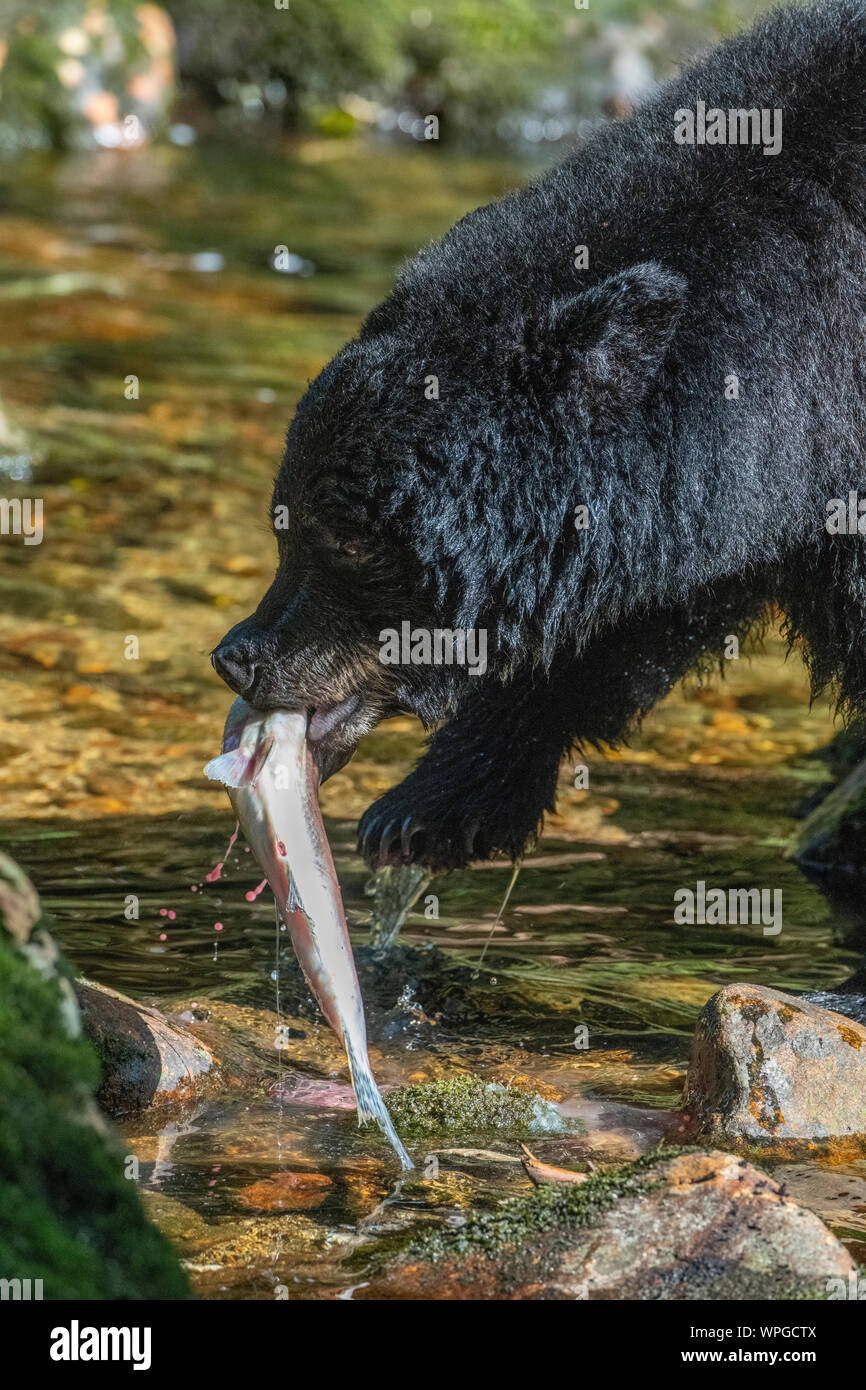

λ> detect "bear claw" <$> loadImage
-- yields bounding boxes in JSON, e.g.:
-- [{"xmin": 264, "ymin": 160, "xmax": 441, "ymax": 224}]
[{"xmin": 401, "ymin": 816, "xmax": 422, "ymax": 857}]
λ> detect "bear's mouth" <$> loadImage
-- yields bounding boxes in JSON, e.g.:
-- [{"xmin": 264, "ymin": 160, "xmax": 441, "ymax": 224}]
[
  {"xmin": 306, "ymin": 690, "xmax": 374, "ymax": 782},
  {"xmin": 308, "ymin": 691, "xmax": 363, "ymax": 743}
]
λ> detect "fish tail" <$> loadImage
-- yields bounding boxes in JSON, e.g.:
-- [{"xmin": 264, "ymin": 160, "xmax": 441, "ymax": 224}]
[{"xmin": 344, "ymin": 1034, "xmax": 414, "ymax": 1170}]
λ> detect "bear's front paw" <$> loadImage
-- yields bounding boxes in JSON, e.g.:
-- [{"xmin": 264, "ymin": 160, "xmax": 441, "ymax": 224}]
[
  {"xmin": 357, "ymin": 781, "xmax": 431, "ymax": 868},
  {"xmin": 358, "ymin": 789, "xmax": 480, "ymax": 871},
  {"xmin": 357, "ymin": 773, "xmax": 539, "ymax": 871}
]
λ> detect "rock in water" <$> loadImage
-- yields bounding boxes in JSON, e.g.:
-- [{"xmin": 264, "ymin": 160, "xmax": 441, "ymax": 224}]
[
  {"xmin": 75, "ymin": 978, "xmax": 218, "ymax": 1114},
  {"xmin": 792, "ymin": 754, "xmax": 866, "ymax": 873},
  {"xmin": 386, "ymin": 1075, "xmax": 565, "ymax": 1138},
  {"xmin": 354, "ymin": 1149, "xmax": 854, "ymax": 1299},
  {"xmin": 683, "ymin": 983, "xmax": 866, "ymax": 1148}
]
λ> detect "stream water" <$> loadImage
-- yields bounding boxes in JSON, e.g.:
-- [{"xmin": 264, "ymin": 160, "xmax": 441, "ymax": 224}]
[{"xmin": 1, "ymin": 136, "xmax": 865, "ymax": 1298}]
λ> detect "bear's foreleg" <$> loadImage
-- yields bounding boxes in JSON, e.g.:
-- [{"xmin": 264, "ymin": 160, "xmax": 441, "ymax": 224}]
[{"xmin": 359, "ymin": 582, "xmax": 766, "ymax": 870}]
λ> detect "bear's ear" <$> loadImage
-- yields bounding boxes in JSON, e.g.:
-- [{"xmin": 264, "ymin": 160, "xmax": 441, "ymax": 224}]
[{"xmin": 522, "ymin": 262, "xmax": 686, "ymax": 419}]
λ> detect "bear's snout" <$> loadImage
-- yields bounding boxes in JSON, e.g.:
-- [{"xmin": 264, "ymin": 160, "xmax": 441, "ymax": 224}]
[
  {"xmin": 212, "ymin": 616, "xmax": 264, "ymax": 698},
  {"xmin": 211, "ymin": 642, "xmax": 255, "ymax": 696}
]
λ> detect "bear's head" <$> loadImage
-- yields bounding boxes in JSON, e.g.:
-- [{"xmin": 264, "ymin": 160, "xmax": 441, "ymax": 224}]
[{"xmin": 212, "ymin": 256, "xmax": 685, "ymax": 775}]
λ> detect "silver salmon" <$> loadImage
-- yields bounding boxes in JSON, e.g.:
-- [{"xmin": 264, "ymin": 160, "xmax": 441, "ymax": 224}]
[{"xmin": 205, "ymin": 696, "xmax": 412, "ymax": 1168}]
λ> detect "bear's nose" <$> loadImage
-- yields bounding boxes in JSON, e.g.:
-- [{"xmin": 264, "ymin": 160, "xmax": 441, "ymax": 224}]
[{"xmin": 212, "ymin": 642, "xmax": 257, "ymax": 696}]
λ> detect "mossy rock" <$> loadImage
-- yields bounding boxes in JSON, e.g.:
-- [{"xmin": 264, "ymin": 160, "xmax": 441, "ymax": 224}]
[
  {"xmin": 411, "ymin": 1145, "xmax": 689, "ymax": 1263},
  {"xmin": 354, "ymin": 1148, "xmax": 855, "ymax": 1300},
  {"xmin": 387, "ymin": 1075, "xmax": 565, "ymax": 1139},
  {"xmin": 0, "ymin": 857, "xmax": 187, "ymax": 1299}
]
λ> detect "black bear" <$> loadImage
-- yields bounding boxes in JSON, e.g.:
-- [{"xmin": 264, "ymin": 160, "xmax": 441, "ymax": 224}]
[{"xmin": 213, "ymin": 0, "xmax": 866, "ymax": 871}]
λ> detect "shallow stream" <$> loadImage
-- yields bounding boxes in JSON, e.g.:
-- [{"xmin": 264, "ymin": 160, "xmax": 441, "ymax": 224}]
[{"xmin": 1, "ymin": 137, "xmax": 864, "ymax": 1297}]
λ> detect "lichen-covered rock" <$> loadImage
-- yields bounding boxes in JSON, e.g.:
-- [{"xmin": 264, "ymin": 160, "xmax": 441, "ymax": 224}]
[
  {"xmin": 682, "ymin": 983, "xmax": 866, "ymax": 1148},
  {"xmin": 75, "ymin": 978, "xmax": 219, "ymax": 1115},
  {"xmin": 354, "ymin": 1149, "xmax": 854, "ymax": 1300},
  {"xmin": 0, "ymin": 851, "xmax": 41, "ymax": 947},
  {"xmin": 387, "ymin": 1075, "xmax": 565, "ymax": 1139}
]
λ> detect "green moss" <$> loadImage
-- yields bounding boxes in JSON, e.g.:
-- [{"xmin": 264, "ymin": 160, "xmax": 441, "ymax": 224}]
[
  {"xmin": 348, "ymin": 1146, "xmax": 841, "ymax": 1298},
  {"xmin": 405, "ymin": 1146, "xmax": 835, "ymax": 1297},
  {"xmin": 388, "ymin": 1074, "xmax": 565, "ymax": 1139},
  {"xmin": 412, "ymin": 1145, "xmax": 695, "ymax": 1262},
  {"xmin": 0, "ymin": 926, "xmax": 187, "ymax": 1299}
]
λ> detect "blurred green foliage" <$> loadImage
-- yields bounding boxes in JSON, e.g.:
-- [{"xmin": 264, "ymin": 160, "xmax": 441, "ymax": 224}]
[
  {"xmin": 0, "ymin": 0, "xmax": 777, "ymax": 150},
  {"xmin": 170, "ymin": 0, "xmax": 572, "ymax": 134},
  {"xmin": 167, "ymin": 0, "xmax": 771, "ymax": 141}
]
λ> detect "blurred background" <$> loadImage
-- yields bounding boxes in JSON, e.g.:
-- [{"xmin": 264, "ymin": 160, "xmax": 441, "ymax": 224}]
[{"xmin": 0, "ymin": 0, "xmax": 768, "ymax": 153}]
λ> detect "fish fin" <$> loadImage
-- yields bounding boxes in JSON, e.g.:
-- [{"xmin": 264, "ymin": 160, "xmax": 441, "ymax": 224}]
[
  {"xmin": 203, "ymin": 750, "xmax": 253, "ymax": 788},
  {"xmin": 204, "ymin": 734, "xmax": 275, "ymax": 789},
  {"xmin": 344, "ymin": 1034, "xmax": 414, "ymax": 1170}
]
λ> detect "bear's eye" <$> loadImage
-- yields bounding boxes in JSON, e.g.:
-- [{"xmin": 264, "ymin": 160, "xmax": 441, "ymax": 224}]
[{"xmin": 318, "ymin": 527, "xmax": 369, "ymax": 562}]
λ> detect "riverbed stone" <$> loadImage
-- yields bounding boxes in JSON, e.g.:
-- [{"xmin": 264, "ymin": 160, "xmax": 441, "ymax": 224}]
[
  {"xmin": 682, "ymin": 983, "xmax": 866, "ymax": 1148},
  {"xmin": 75, "ymin": 978, "xmax": 219, "ymax": 1114},
  {"xmin": 354, "ymin": 1148, "xmax": 854, "ymax": 1299}
]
